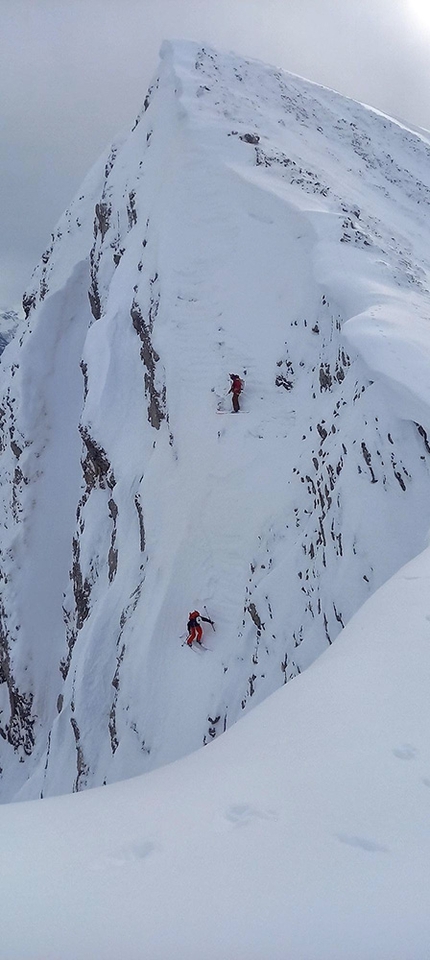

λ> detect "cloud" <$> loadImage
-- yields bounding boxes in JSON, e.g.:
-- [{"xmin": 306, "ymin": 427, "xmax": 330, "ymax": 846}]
[{"xmin": 1, "ymin": 0, "xmax": 429, "ymax": 306}]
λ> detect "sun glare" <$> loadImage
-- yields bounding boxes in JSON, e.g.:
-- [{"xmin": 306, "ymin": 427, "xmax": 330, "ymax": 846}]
[{"xmin": 407, "ymin": 0, "xmax": 430, "ymax": 32}]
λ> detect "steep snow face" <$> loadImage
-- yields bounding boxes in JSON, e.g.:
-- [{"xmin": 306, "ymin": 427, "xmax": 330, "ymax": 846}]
[{"xmin": 1, "ymin": 41, "xmax": 430, "ymax": 800}]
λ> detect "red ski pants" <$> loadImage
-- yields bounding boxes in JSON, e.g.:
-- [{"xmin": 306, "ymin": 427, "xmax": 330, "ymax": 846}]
[{"xmin": 187, "ymin": 624, "xmax": 203, "ymax": 646}]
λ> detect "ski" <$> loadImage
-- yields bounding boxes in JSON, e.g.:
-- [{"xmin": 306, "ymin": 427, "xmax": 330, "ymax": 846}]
[{"xmin": 181, "ymin": 638, "xmax": 209, "ymax": 651}]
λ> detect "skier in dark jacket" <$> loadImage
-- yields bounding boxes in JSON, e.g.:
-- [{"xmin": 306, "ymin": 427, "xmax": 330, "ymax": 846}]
[
  {"xmin": 186, "ymin": 610, "xmax": 214, "ymax": 646},
  {"xmin": 229, "ymin": 374, "xmax": 243, "ymax": 412}
]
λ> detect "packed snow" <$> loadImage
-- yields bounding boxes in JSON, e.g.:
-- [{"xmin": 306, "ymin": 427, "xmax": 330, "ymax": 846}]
[{"xmin": 0, "ymin": 38, "xmax": 430, "ymax": 957}]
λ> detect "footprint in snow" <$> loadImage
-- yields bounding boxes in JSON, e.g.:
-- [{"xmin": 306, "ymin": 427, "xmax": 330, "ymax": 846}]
[
  {"xmin": 392, "ymin": 744, "xmax": 418, "ymax": 760},
  {"xmin": 337, "ymin": 834, "xmax": 388, "ymax": 853},
  {"xmin": 93, "ymin": 839, "xmax": 158, "ymax": 870},
  {"xmin": 224, "ymin": 803, "xmax": 278, "ymax": 827}
]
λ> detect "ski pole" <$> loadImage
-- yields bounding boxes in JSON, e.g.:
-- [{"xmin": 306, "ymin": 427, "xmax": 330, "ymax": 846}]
[{"xmin": 204, "ymin": 605, "xmax": 215, "ymax": 630}]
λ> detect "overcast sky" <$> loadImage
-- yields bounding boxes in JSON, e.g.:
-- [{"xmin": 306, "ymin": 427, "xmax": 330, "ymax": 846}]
[{"xmin": 2, "ymin": 0, "xmax": 430, "ymax": 309}]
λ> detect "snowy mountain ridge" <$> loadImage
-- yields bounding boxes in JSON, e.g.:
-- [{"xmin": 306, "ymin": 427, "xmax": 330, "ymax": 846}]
[{"xmin": 1, "ymin": 40, "xmax": 430, "ymax": 803}]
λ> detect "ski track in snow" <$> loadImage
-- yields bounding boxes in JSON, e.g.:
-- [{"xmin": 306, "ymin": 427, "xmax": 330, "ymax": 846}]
[{"xmin": 0, "ymin": 43, "xmax": 429, "ymax": 954}]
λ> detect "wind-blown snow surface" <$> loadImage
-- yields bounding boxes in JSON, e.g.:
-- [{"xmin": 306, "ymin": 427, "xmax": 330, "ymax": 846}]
[
  {"xmin": 1, "ymin": 559, "xmax": 430, "ymax": 960},
  {"xmin": 1, "ymin": 40, "xmax": 430, "ymax": 807}
]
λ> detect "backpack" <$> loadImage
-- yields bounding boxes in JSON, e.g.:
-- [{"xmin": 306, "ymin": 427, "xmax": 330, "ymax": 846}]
[{"xmin": 187, "ymin": 611, "xmax": 200, "ymax": 630}]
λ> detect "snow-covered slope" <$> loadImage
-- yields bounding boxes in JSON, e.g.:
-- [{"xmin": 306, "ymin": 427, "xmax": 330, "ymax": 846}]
[
  {"xmin": 1, "ymin": 40, "xmax": 430, "ymax": 801},
  {"xmin": 1, "ymin": 553, "xmax": 430, "ymax": 959}
]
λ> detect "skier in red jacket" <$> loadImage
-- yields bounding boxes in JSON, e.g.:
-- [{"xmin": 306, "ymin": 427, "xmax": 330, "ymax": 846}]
[
  {"xmin": 229, "ymin": 374, "xmax": 243, "ymax": 412},
  {"xmin": 186, "ymin": 610, "xmax": 214, "ymax": 646}
]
